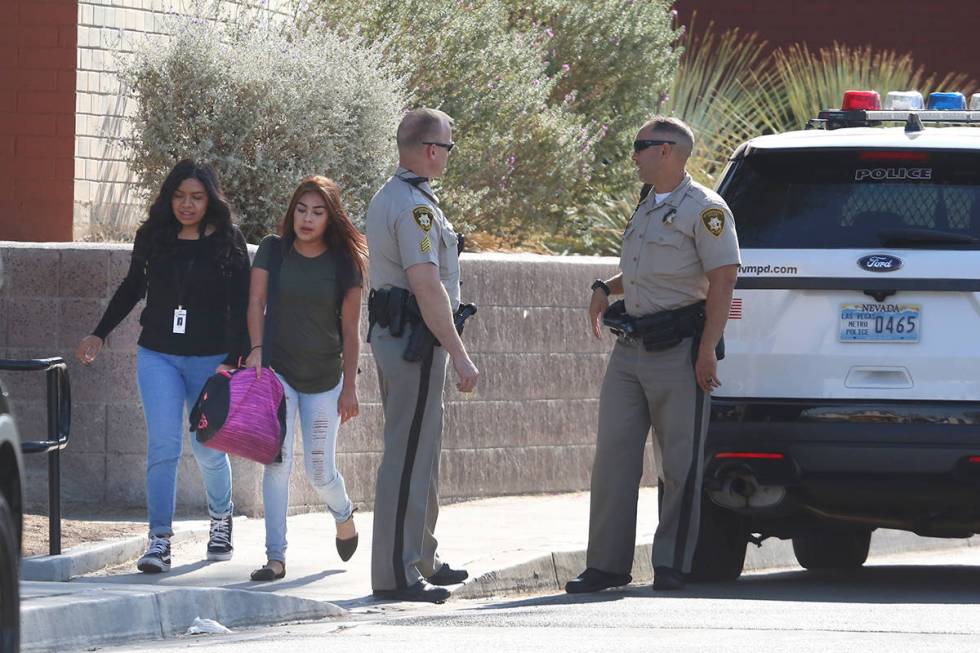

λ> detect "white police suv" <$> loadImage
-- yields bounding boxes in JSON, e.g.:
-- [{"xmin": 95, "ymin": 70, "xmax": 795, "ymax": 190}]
[{"xmin": 691, "ymin": 90, "xmax": 980, "ymax": 580}]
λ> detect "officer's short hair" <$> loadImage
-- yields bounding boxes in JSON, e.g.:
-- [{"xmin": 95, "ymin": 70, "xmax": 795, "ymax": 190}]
[
  {"xmin": 397, "ymin": 108, "xmax": 454, "ymax": 151},
  {"xmin": 641, "ymin": 116, "xmax": 694, "ymax": 157}
]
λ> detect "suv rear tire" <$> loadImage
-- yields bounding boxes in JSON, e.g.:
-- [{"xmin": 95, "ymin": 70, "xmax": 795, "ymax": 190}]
[
  {"xmin": 688, "ymin": 496, "xmax": 748, "ymax": 582},
  {"xmin": 792, "ymin": 529, "xmax": 872, "ymax": 570},
  {"xmin": 0, "ymin": 494, "xmax": 19, "ymax": 653}
]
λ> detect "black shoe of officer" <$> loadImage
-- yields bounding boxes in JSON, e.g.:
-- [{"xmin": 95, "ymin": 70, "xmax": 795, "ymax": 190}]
[
  {"xmin": 564, "ymin": 567, "xmax": 632, "ymax": 594},
  {"xmin": 426, "ymin": 563, "xmax": 469, "ymax": 586},
  {"xmin": 652, "ymin": 566, "xmax": 685, "ymax": 591},
  {"xmin": 372, "ymin": 580, "xmax": 451, "ymax": 604}
]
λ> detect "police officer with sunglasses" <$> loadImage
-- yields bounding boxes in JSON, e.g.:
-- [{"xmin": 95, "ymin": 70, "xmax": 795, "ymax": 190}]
[
  {"xmin": 365, "ymin": 108, "xmax": 479, "ymax": 603},
  {"xmin": 567, "ymin": 116, "xmax": 741, "ymax": 593}
]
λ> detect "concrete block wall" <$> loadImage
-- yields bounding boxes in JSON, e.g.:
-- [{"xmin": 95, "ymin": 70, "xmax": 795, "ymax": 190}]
[
  {"xmin": 0, "ymin": 245, "xmax": 659, "ymax": 519},
  {"xmin": 73, "ymin": 0, "xmax": 296, "ymax": 240}
]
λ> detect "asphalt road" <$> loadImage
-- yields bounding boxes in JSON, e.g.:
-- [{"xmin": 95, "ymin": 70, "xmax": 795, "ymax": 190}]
[{"xmin": 89, "ymin": 546, "xmax": 980, "ymax": 653}]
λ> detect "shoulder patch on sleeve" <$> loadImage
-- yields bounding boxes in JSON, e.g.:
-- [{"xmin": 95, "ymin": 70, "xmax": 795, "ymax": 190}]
[
  {"xmin": 413, "ymin": 206, "xmax": 435, "ymax": 232},
  {"xmin": 700, "ymin": 207, "xmax": 726, "ymax": 238}
]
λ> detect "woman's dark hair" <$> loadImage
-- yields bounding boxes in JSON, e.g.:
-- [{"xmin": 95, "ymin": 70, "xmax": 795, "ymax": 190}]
[
  {"xmin": 279, "ymin": 176, "xmax": 368, "ymax": 285},
  {"xmin": 136, "ymin": 159, "xmax": 243, "ymax": 270}
]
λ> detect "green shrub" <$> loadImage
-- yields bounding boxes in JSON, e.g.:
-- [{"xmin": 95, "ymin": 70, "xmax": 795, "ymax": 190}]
[
  {"xmin": 122, "ymin": 16, "xmax": 406, "ymax": 241},
  {"xmin": 508, "ymin": 0, "xmax": 681, "ymax": 192},
  {"xmin": 318, "ymin": 1, "xmax": 594, "ymax": 240}
]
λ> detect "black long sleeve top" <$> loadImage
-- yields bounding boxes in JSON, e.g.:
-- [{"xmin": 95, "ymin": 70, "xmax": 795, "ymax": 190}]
[{"xmin": 92, "ymin": 226, "xmax": 250, "ymax": 365}]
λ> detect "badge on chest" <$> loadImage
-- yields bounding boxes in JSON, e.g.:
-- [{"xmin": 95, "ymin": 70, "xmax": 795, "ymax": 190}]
[{"xmin": 173, "ymin": 307, "xmax": 187, "ymax": 334}]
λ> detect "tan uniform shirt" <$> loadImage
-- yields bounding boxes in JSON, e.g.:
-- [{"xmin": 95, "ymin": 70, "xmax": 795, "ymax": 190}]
[
  {"xmin": 366, "ymin": 167, "xmax": 461, "ymax": 309},
  {"xmin": 620, "ymin": 174, "xmax": 741, "ymax": 315}
]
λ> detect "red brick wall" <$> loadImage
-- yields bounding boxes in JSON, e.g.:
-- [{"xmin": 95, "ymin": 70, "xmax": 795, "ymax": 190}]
[
  {"xmin": 677, "ymin": 1, "xmax": 979, "ymax": 86},
  {"xmin": 0, "ymin": 0, "xmax": 77, "ymax": 242}
]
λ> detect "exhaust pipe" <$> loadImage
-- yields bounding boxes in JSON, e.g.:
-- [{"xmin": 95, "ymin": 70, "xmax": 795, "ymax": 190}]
[{"xmin": 709, "ymin": 472, "xmax": 786, "ymax": 510}]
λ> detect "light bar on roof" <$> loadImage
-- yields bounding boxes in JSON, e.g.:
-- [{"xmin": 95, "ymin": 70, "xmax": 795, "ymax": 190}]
[
  {"xmin": 811, "ymin": 108, "xmax": 980, "ymax": 130},
  {"xmin": 884, "ymin": 91, "xmax": 924, "ymax": 110},
  {"xmin": 971, "ymin": 93, "xmax": 980, "ymax": 110}
]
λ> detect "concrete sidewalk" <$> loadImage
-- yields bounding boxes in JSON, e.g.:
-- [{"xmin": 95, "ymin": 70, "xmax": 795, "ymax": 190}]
[{"xmin": 22, "ymin": 489, "xmax": 979, "ymax": 652}]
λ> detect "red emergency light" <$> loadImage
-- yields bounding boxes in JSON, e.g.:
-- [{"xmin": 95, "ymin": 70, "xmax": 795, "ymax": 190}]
[{"xmin": 841, "ymin": 90, "xmax": 882, "ymax": 111}]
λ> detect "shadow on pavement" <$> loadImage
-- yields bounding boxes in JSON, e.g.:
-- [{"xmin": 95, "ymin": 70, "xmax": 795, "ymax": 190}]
[
  {"xmin": 469, "ymin": 589, "xmax": 631, "ymax": 611},
  {"xmin": 221, "ymin": 569, "xmax": 344, "ymax": 592},
  {"xmin": 93, "ymin": 560, "xmax": 212, "ymax": 584},
  {"xmin": 679, "ymin": 565, "xmax": 980, "ymax": 605},
  {"xmin": 450, "ymin": 565, "xmax": 980, "ymax": 612}
]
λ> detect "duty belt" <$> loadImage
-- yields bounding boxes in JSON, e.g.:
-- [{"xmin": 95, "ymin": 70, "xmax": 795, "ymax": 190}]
[
  {"xmin": 367, "ymin": 286, "xmax": 477, "ymax": 361},
  {"xmin": 602, "ymin": 300, "xmax": 706, "ymax": 352}
]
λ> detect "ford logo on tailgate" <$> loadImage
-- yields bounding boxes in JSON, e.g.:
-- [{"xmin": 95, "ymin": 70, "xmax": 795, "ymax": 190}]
[{"xmin": 858, "ymin": 254, "xmax": 903, "ymax": 272}]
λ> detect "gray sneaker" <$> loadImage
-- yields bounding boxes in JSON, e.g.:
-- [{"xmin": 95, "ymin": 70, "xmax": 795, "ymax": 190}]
[{"xmin": 137, "ymin": 536, "xmax": 171, "ymax": 573}]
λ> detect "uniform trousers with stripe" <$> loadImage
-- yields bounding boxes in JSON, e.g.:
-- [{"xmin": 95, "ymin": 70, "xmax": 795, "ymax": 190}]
[
  {"xmin": 370, "ymin": 325, "xmax": 448, "ymax": 591},
  {"xmin": 586, "ymin": 336, "xmax": 710, "ymax": 575}
]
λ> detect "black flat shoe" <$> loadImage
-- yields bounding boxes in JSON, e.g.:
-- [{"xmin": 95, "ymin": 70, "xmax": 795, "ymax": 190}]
[
  {"xmin": 336, "ymin": 533, "xmax": 359, "ymax": 562},
  {"xmin": 372, "ymin": 580, "xmax": 451, "ymax": 604},
  {"xmin": 564, "ymin": 567, "xmax": 632, "ymax": 594},
  {"xmin": 426, "ymin": 563, "xmax": 468, "ymax": 586},
  {"xmin": 250, "ymin": 561, "xmax": 286, "ymax": 581},
  {"xmin": 652, "ymin": 566, "xmax": 685, "ymax": 591}
]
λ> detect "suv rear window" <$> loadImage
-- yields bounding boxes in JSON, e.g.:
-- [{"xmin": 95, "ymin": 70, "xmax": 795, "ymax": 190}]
[{"xmin": 721, "ymin": 149, "xmax": 980, "ymax": 249}]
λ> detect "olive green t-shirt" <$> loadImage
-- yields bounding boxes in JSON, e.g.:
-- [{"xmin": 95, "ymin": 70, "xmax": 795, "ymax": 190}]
[{"xmin": 254, "ymin": 235, "xmax": 357, "ymax": 393}]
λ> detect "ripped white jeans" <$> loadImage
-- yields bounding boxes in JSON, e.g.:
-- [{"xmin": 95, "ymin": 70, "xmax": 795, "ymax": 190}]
[{"xmin": 262, "ymin": 373, "xmax": 353, "ymax": 562}]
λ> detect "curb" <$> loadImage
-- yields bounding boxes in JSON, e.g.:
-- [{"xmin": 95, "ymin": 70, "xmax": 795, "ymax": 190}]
[
  {"xmin": 22, "ymin": 522, "xmax": 217, "ymax": 582},
  {"xmin": 21, "ymin": 582, "xmax": 345, "ymax": 653},
  {"xmin": 454, "ymin": 529, "xmax": 980, "ymax": 599}
]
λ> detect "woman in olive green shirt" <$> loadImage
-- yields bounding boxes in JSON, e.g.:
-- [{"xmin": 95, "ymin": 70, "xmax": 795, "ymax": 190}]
[{"xmin": 245, "ymin": 176, "xmax": 367, "ymax": 581}]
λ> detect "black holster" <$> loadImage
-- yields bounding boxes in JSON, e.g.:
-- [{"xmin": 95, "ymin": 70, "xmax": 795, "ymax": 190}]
[{"xmin": 367, "ymin": 287, "xmax": 411, "ymax": 341}]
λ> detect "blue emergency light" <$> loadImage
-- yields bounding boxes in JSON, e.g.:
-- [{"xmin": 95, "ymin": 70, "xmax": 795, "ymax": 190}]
[{"xmin": 926, "ymin": 92, "xmax": 966, "ymax": 110}]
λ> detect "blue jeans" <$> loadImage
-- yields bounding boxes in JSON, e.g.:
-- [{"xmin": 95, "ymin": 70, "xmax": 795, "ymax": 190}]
[
  {"xmin": 263, "ymin": 374, "xmax": 353, "ymax": 562},
  {"xmin": 136, "ymin": 346, "xmax": 233, "ymax": 537}
]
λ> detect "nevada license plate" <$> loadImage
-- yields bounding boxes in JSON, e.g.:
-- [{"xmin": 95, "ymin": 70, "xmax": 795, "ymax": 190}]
[{"xmin": 839, "ymin": 303, "xmax": 921, "ymax": 343}]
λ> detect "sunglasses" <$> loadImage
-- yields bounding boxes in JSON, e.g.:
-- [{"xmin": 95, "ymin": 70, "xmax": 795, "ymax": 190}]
[
  {"xmin": 423, "ymin": 141, "xmax": 455, "ymax": 152},
  {"xmin": 633, "ymin": 139, "xmax": 676, "ymax": 153}
]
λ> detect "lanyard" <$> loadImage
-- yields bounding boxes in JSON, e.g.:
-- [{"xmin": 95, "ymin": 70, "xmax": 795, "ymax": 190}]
[{"xmin": 174, "ymin": 253, "xmax": 197, "ymax": 309}]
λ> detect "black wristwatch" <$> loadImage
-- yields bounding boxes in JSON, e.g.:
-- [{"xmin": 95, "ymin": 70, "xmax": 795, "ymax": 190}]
[{"xmin": 590, "ymin": 279, "xmax": 611, "ymax": 296}]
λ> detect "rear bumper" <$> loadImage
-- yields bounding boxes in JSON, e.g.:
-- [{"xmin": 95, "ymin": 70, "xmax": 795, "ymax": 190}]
[{"xmin": 704, "ymin": 398, "xmax": 980, "ymax": 536}]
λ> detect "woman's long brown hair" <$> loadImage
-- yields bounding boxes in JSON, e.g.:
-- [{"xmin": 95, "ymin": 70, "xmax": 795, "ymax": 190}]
[{"xmin": 279, "ymin": 176, "xmax": 368, "ymax": 281}]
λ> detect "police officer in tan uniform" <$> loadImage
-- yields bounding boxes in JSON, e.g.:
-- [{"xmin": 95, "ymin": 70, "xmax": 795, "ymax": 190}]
[
  {"xmin": 566, "ymin": 116, "xmax": 740, "ymax": 593},
  {"xmin": 366, "ymin": 108, "xmax": 480, "ymax": 603}
]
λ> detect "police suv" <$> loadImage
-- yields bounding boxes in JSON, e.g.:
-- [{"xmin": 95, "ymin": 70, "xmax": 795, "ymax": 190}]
[{"xmin": 691, "ymin": 90, "xmax": 980, "ymax": 580}]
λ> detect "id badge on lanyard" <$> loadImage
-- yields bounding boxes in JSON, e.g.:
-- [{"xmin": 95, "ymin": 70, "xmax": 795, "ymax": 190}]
[
  {"xmin": 173, "ymin": 256, "xmax": 195, "ymax": 335},
  {"xmin": 173, "ymin": 306, "xmax": 187, "ymax": 334}
]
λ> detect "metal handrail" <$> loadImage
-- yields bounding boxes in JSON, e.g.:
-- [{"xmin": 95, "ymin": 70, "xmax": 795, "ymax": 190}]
[{"xmin": 0, "ymin": 357, "xmax": 72, "ymax": 555}]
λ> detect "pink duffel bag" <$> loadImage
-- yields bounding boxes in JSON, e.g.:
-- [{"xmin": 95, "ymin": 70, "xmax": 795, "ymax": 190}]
[{"xmin": 189, "ymin": 367, "xmax": 287, "ymax": 464}]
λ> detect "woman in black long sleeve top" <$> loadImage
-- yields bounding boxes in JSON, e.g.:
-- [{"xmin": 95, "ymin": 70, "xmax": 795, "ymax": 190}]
[{"xmin": 76, "ymin": 160, "xmax": 249, "ymax": 574}]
